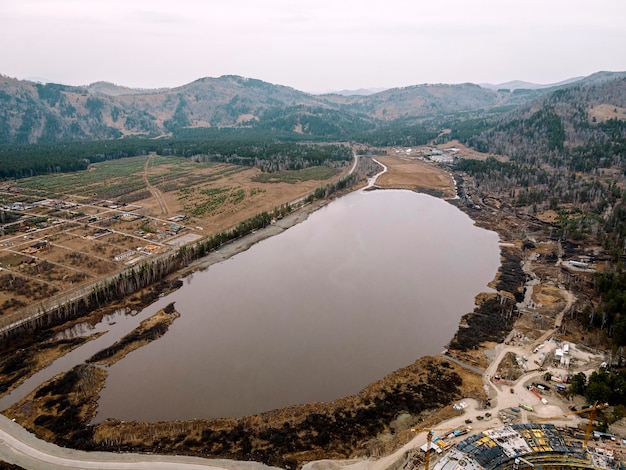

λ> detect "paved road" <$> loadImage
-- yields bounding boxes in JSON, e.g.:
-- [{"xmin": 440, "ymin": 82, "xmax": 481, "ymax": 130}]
[
  {"xmin": 0, "ymin": 414, "xmax": 278, "ymax": 470},
  {"xmin": 441, "ymin": 354, "xmax": 485, "ymax": 376}
]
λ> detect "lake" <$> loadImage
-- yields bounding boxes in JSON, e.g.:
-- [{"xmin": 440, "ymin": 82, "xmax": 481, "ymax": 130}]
[{"xmin": 92, "ymin": 189, "xmax": 500, "ymax": 422}]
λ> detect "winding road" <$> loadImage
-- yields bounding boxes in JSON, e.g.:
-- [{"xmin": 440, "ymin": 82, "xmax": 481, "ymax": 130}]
[{"xmin": 0, "ymin": 414, "xmax": 278, "ymax": 470}]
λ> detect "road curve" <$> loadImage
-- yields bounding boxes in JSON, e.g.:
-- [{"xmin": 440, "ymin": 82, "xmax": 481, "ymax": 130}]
[{"xmin": 0, "ymin": 414, "xmax": 278, "ymax": 470}]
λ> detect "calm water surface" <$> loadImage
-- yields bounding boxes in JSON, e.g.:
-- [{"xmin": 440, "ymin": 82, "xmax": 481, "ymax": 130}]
[{"xmin": 94, "ymin": 189, "xmax": 500, "ymax": 422}]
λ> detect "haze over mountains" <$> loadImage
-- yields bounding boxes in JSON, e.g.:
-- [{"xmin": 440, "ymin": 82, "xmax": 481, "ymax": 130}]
[
  {"xmin": 333, "ymin": 77, "xmax": 587, "ymax": 95},
  {"xmin": 323, "ymin": 88, "xmax": 389, "ymax": 97},
  {"xmin": 478, "ymin": 77, "xmax": 585, "ymax": 91},
  {"xmin": 1, "ymin": 71, "xmax": 625, "ymax": 145}
]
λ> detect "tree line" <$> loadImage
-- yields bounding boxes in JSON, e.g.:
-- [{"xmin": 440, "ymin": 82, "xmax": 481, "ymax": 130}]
[{"xmin": 0, "ymin": 133, "xmax": 352, "ymax": 179}]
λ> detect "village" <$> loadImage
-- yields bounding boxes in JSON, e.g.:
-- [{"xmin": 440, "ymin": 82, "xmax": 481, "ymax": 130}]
[{"xmin": 0, "ymin": 185, "xmax": 207, "ymax": 329}]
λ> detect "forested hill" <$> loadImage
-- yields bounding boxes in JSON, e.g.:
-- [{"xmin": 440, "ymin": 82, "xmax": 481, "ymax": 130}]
[
  {"xmin": 0, "ymin": 75, "xmax": 331, "ymax": 144},
  {"xmin": 449, "ymin": 74, "xmax": 626, "ymax": 250},
  {"xmin": 460, "ymin": 74, "xmax": 626, "ymax": 171},
  {"xmin": 321, "ymin": 82, "xmax": 533, "ymax": 120},
  {"xmin": 0, "ymin": 72, "xmax": 590, "ymax": 145}
]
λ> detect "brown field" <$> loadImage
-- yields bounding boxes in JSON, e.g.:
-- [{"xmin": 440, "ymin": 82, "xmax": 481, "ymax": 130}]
[
  {"xmin": 18, "ymin": 259, "xmax": 91, "ymax": 284},
  {"xmin": 32, "ymin": 243, "xmax": 116, "ymax": 276},
  {"xmin": 51, "ymin": 236, "xmax": 124, "ymax": 261},
  {"xmin": 589, "ymin": 103, "xmax": 626, "ymax": 122},
  {"xmin": 374, "ymin": 155, "xmax": 457, "ymax": 198},
  {"xmin": 437, "ymin": 140, "xmax": 509, "ymax": 162},
  {"xmin": 0, "ymin": 270, "xmax": 59, "ymax": 307},
  {"xmin": 532, "ymin": 285, "xmax": 567, "ymax": 317}
]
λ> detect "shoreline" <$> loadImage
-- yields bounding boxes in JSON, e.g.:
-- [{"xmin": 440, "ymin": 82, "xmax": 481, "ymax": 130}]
[
  {"xmin": 181, "ymin": 198, "xmax": 328, "ymax": 276},
  {"xmin": 1, "ymin": 157, "xmax": 530, "ymax": 469}
]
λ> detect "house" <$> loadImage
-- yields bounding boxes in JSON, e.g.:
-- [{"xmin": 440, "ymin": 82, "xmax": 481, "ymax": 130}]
[
  {"xmin": 114, "ymin": 250, "xmax": 135, "ymax": 262},
  {"xmin": 22, "ymin": 240, "xmax": 49, "ymax": 254},
  {"xmin": 31, "ymin": 241, "xmax": 49, "ymax": 250}
]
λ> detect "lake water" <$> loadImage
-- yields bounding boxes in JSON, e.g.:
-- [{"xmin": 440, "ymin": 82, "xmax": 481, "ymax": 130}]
[{"xmin": 92, "ymin": 189, "xmax": 500, "ymax": 422}]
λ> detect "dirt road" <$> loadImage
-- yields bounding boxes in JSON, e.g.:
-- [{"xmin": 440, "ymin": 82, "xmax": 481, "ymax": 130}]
[{"xmin": 143, "ymin": 154, "xmax": 170, "ymax": 215}]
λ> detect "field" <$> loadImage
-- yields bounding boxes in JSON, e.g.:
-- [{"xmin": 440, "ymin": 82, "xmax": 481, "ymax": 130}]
[
  {"xmin": 0, "ymin": 154, "xmax": 349, "ymax": 324},
  {"xmin": 374, "ymin": 152, "xmax": 457, "ymax": 198}
]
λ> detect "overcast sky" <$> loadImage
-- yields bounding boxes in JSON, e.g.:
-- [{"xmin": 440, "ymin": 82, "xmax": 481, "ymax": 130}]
[{"xmin": 2, "ymin": 0, "xmax": 625, "ymax": 93}]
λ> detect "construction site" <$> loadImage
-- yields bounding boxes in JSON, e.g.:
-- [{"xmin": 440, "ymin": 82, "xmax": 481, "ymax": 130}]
[
  {"xmin": 391, "ymin": 383, "xmax": 624, "ymax": 470},
  {"xmin": 433, "ymin": 423, "xmax": 618, "ymax": 470}
]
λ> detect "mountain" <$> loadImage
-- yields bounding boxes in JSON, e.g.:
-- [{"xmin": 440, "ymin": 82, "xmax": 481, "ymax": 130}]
[
  {"xmin": 480, "ymin": 72, "xmax": 626, "ymax": 92},
  {"xmin": 480, "ymin": 77, "xmax": 584, "ymax": 91},
  {"xmin": 86, "ymin": 81, "xmax": 170, "ymax": 96},
  {"xmin": 571, "ymin": 70, "xmax": 626, "ymax": 86},
  {"xmin": 324, "ymin": 83, "xmax": 531, "ymax": 121},
  {"xmin": 0, "ymin": 75, "xmax": 333, "ymax": 144},
  {"xmin": 1, "ymin": 72, "xmax": 625, "ymax": 145}
]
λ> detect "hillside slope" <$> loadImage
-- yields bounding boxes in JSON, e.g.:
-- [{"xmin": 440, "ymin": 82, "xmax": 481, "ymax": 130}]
[
  {"xmin": 463, "ymin": 75, "xmax": 626, "ymax": 170},
  {"xmin": 0, "ymin": 75, "xmax": 541, "ymax": 144},
  {"xmin": 0, "ymin": 75, "xmax": 332, "ymax": 143},
  {"xmin": 2, "ymin": 71, "xmax": 625, "ymax": 145}
]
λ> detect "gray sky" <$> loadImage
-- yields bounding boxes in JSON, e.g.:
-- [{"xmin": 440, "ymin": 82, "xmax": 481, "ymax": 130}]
[{"xmin": 2, "ymin": 0, "xmax": 625, "ymax": 93}]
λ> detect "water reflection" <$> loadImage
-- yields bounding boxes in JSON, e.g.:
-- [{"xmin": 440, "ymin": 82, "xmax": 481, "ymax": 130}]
[
  {"xmin": 51, "ymin": 308, "xmax": 131, "ymax": 341},
  {"xmin": 95, "ymin": 190, "xmax": 500, "ymax": 422},
  {"xmin": 0, "ymin": 306, "xmax": 167, "ymax": 410}
]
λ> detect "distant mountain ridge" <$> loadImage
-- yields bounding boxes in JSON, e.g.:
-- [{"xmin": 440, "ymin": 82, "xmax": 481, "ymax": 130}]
[
  {"xmin": 480, "ymin": 71, "xmax": 626, "ymax": 91},
  {"xmin": 86, "ymin": 81, "xmax": 170, "ymax": 96},
  {"xmin": 480, "ymin": 77, "xmax": 584, "ymax": 91},
  {"xmin": 1, "ymin": 71, "xmax": 625, "ymax": 144},
  {"xmin": 325, "ymin": 88, "xmax": 389, "ymax": 97}
]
